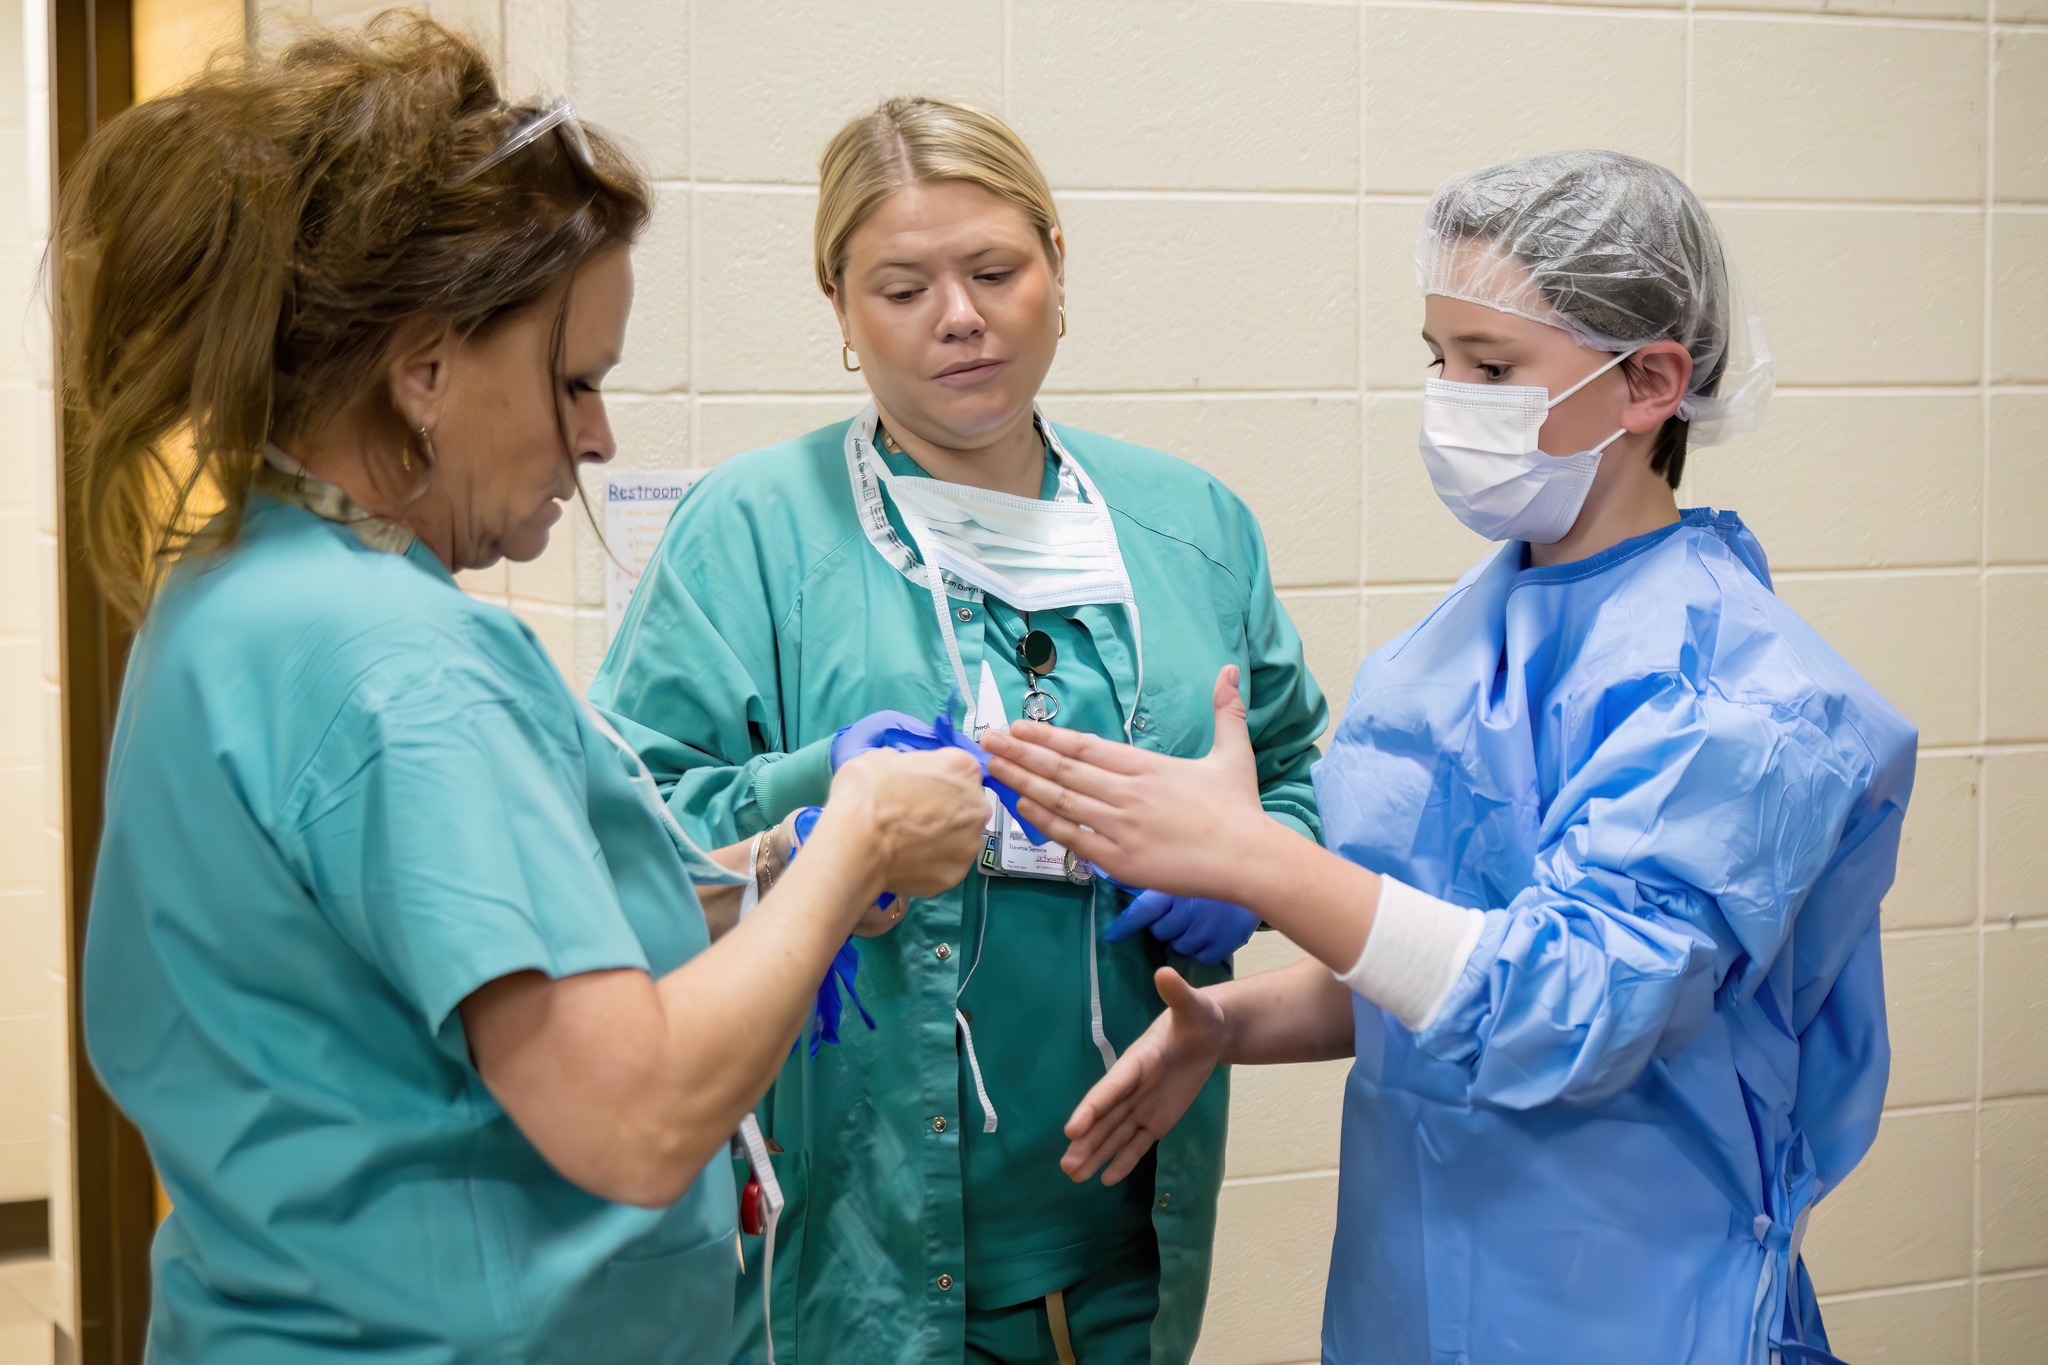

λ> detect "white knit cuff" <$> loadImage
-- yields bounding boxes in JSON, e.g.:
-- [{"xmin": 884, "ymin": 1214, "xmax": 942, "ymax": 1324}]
[{"xmin": 1333, "ymin": 876, "xmax": 1486, "ymax": 1032}]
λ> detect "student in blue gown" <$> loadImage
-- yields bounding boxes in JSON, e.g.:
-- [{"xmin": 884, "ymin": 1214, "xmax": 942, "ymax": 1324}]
[
  {"xmin": 63, "ymin": 21, "xmax": 985, "ymax": 1363},
  {"xmin": 985, "ymin": 150, "xmax": 1918, "ymax": 1365}
]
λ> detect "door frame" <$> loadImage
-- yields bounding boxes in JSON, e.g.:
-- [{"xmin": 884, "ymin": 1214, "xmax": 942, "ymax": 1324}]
[{"xmin": 51, "ymin": 2, "xmax": 156, "ymax": 1361}]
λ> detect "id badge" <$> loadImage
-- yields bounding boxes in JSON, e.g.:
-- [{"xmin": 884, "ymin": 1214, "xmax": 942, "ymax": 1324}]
[
  {"xmin": 973, "ymin": 658, "xmax": 1094, "ymax": 884},
  {"xmin": 996, "ymin": 803, "xmax": 1073, "ymax": 878},
  {"xmin": 976, "ymin": 803, "xmax": 1093, "ymax": 884}
]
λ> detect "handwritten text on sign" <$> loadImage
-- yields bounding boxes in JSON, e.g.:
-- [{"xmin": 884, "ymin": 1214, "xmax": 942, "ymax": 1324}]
[{"xmin": 603, "ymin": 473, "xmax": 698, "ymax": 643}]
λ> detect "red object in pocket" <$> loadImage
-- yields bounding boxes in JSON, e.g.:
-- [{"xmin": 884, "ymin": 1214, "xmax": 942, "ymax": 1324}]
[{"xmin": 740, "ymin": 1174, "xmax": 765, "ymax": 1236}]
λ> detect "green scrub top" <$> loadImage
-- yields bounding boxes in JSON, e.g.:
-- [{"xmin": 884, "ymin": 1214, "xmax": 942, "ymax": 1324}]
[
  {"xmin": 589, "ymin": 417, "xmax": 1327, "ymax": 1364},
  {"xmin": 84, "ymin": 496, "xmax": 739, "ymax": 1365}
]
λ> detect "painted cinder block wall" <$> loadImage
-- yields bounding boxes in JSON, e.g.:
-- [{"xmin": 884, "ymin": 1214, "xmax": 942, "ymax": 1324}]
[
  {"xmin": 0, "ymin": 0, "xmax": 64, "ymax": 1337},
  {"xmin": 1, "ymin": 0, "xmax": 2040, "ymax": 1357}
]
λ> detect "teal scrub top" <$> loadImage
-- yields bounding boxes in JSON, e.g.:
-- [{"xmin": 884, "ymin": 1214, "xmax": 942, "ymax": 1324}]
[
  {"xmin": 879, "ymin": 441, "xmax": 1161, "ymax": 1306},
  {"xmin": 83, "ymin": 496, "xmax": 738, "ymax": 1364},
  {"xmin": 589, "ymin": 418, "xmax": 1327, "ymax": 1364}
]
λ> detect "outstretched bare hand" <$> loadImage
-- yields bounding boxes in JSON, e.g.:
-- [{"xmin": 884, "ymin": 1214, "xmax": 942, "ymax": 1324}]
[{"xmin": 1061, "ymin": 967, "xmax": 1227, "ymax": 1186}]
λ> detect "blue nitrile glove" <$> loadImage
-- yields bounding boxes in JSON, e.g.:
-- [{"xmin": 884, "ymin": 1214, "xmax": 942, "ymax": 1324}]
[
  {"xmin": 930, "ymin": 706, "xmax": 1051, "ymax": 847},
  {"xmin": 786, "ymin": 806, "xmax": 879, "ymax": 1056},
  {"xmin": 831, "ymin": 710, "xmax": 947, "ymax": 770},
  {"xmin": 1106, "ymin": 891, "xmax": 1260, "ymax": 965},
  {"xmin": 831, "ymin": 696, "xmax": 1052, "ymax": 847},
  {"xmin": 807, "ymin": 938, "xmax": 876, "ymax": 1056}
]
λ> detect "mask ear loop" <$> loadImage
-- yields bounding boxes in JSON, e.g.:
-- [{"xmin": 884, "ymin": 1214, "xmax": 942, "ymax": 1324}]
[{"xmin": 1544, "ymin": 345, "xmax": 1641, "ymax": 411}]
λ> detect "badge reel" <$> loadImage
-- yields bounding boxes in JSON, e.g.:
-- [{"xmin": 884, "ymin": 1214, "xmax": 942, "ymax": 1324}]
[
  {"xmin": 980, "ymin": 632, "xmax": 1094, "ymax": 885},
  {"xmin": 1018, "ymin": 629, "xmax": 1059, "ymax": 723}
]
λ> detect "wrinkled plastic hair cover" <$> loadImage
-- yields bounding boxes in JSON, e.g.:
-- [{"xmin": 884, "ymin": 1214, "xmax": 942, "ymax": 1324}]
[{"xmin": 1417, "ymin": 149, "xmax": 1772, "ymax": 444}]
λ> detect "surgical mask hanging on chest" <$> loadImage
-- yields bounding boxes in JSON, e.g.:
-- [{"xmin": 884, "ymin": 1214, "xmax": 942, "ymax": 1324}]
[
  {"xmin": 879, "ymin": 471, "xmax": 1130, "ymax": 612},
  {"xmin": 842, "ymin": 404, "xmax": 1146, "ymax": 740},
  {"xmin": 1418, "ymin": 347, "xmax": 1635, "ymax": 545}
]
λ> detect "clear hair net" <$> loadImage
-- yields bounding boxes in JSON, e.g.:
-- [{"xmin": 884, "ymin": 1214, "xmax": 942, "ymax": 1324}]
[{"xmin": 1416, "ymin": 150, "xmax": 1772, "ymax": 445}]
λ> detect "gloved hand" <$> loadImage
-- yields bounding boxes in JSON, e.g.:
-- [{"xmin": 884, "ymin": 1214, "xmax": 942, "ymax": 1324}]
[
  {"xmin": 831, "ymin": 709, "xmax": 949, "ymax": 770},
  {"xmin": 831, "ymin": 701, "xmax": 1051, "ymax": 845},
  {"xmin": 1107, "ymin": 891, "xmax": 1259, "ymax": 965}
]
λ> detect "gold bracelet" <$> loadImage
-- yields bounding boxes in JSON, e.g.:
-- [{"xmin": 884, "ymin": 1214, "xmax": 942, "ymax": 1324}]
[{"xmin": 755, "ymin": 823, "xmax": 794, "ymax": 896}]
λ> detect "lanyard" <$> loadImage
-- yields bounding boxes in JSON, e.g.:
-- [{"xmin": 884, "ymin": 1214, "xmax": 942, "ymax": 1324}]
[{"xmin": 841, "ymin": 403, "xmax": 1145, "ymax": 741}]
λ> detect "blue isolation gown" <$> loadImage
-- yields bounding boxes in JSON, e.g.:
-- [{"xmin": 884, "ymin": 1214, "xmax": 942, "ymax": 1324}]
[{"xmin": 1313, "ymin": 510, "xmax": 1916, "ymax": 1365}]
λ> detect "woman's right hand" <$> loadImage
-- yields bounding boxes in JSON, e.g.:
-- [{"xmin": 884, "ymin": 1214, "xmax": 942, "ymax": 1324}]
[
  {"xmin": 821, "ymin": 747, "xmax": 987, "ymax": 904},
  {"xmin": 1061, "ymin": 967, "xmax": 1227, "ymax": 1186}
]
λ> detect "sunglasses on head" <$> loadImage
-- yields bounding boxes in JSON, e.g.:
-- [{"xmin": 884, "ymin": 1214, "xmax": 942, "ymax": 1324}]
[{"xmin": 450, "ymin": 99, "xmax": 595, "ymax": 186}]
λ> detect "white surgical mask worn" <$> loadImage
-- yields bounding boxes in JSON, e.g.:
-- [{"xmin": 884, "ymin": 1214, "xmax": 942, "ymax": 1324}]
[{"xmin": 1418, "ymin": 346, "xmax": 1637, "ymax": 545}]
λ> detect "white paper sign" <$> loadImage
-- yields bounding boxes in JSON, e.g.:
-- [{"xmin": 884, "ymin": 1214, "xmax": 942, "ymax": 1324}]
[{"xmin": 603, "ymin": 472, "xmax": 697, "ymax": 642}]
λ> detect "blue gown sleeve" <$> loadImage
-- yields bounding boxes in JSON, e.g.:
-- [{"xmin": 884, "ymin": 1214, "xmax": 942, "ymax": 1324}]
[
  {"xmin": 284, "ymin": 641, "xmax": 650, "ymax": 1054},
  {"xmin": 1415, "ymin": 676, "xmax": 1865, "ymax": 1109}
]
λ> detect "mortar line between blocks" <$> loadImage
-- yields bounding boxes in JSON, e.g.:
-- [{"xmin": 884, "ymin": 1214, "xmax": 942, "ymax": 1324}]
[
  {"xmin": 1683, "ymin": 0, "xmax": 1695, "ymax": 180},
  {"xmin": 1366, "ymin": 0, "xmax": 1987, "ymax": 29},
  {"xmin": 1277, "ymin": 584, "xmax": 1370, "ymax": 598},
  {"xmin": 1700, "ymin": 197, "xmax": 1987, "ymax": 213},
  {"xmin": 1357, "ymin": 0, "xmax": 1372, "ymax": 606},
  {"xmin": 683, "ymin": 0, "xmax": 703, "ymax": 687},
  {"xmin": 1817, "ymin": 1275, "xmax": 1975, "ymax": 1305},
  {"xmin": 1219, "ymin": 1167, "xmax": 1342, "ymax": 1188},
  {"xmin": 1974, "ymin": 16, "xmax": 1996, "ymax": 1355},
  {"xmin": 1770, "ymin": 565, "xmax": 1984, "ymax": 582},
  {"xmin": 1980, "ymin": 1092, "xmax": 2048, "ymax": 1110}
]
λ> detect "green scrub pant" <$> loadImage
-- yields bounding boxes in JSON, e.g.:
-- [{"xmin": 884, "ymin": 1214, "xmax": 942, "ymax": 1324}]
[{"xmin": 963, "ymin": 1244, "xmax": 1160, "ymax": 1365}]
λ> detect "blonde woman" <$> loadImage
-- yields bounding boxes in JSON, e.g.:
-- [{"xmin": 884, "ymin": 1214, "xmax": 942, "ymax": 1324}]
[
  {"xmin": 69, "ymin": 22, "xmax": 984, "ymax": 1362},
  {"xmin": 590, "ymin": 98, "xmax": 1327, "ymax": 1362}
]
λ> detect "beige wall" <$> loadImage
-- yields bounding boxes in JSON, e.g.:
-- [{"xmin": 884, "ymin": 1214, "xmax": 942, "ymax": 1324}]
[
  {"xmin": 3, "ymin": 0, "xmax": 71, "ymax": 1343},
  {"xmin": 0, "ymin": 0, "xmax": 58, "ymax": 1263},
  {"xmin": 3, "ymin": 0, "xmax": 2042, "ymax": 1359}
]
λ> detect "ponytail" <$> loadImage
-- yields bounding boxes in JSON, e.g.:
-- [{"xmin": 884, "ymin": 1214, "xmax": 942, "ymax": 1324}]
[{"xmin": 56, "ymin": 13, "xmax": 650, "ymax": 619}]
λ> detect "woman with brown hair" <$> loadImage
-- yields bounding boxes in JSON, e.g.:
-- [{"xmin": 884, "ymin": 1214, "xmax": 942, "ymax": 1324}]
[{"xmin": 64, "ymin": 17, "xmax": 986, "ymax": 1362}]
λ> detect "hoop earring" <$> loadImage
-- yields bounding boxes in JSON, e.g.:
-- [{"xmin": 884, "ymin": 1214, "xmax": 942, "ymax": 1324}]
[
  {"xmin": 410, "ymin": 425, "xmax": 437, "ymax": 473},
  {"xmin": 1057, "ymin": 305, "xmax": 1067, "ymax": 338},
  {"xmin": 841, "ymin": 343, "xmax": 861, "ymax": 373}
]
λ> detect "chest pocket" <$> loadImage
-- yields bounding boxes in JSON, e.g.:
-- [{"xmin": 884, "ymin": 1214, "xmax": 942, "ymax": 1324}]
[
  {"xmin": 1121, "ymin": 540, "xmax": 1248, "ymax": 760},
  {"xmin": 788, "ymin": 557, "xmax": 969, "ymax": 745}
]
